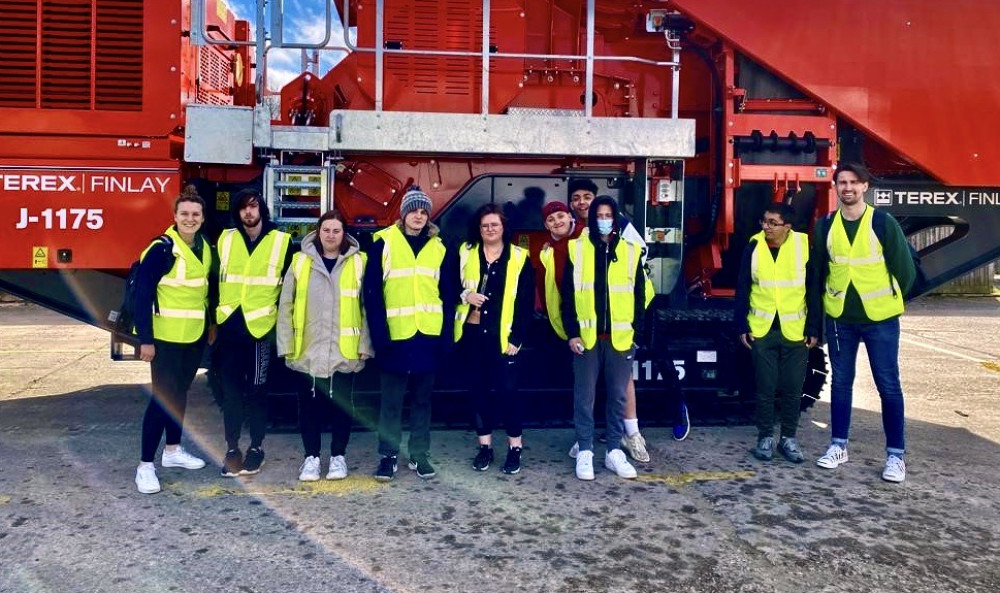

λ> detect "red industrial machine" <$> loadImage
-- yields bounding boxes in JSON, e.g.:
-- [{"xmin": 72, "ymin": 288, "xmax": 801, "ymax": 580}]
[{"xmin": 3, "ymin": 0, "xmax": 999, "ymax": 421}]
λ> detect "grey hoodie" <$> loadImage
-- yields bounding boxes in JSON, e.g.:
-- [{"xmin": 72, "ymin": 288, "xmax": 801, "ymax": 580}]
[{"xmin": 277, "ymin": 230, "xmax": 372, "ymax": 377}]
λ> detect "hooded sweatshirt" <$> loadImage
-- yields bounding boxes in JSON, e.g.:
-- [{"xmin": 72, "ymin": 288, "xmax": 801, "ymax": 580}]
[
  {"xmin": 276, "ymin": 230, "xmax": 372, "ymax": 377},
  {"xmin": 218, "ymin": 193, "xmax": 296, "ymax": 341},
  {"xmin": 560, "ymin": 195, "xmax": 646, "ymax": 344}
]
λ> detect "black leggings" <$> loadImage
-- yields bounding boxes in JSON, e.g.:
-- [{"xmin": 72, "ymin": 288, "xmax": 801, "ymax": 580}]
[
  {"xmin": 140, "ymin": 339, "xmax": 205, "ymax": 462},
  {"xmin": 299, "ymin": 372, "xmax": 355, "ymax": 458},
  {"xmin": 463, "ymin": 329, "xmax": 523, "ymax": 439}
]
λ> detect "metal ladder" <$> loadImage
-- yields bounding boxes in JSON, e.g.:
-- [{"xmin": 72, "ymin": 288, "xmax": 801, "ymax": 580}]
[{"xmin": 263, "ymin": 159, "xmax": 335, "ymax": 236}]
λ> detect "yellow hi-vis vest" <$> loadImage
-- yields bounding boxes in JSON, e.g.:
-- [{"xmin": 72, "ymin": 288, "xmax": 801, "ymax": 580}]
[
  {"xmin": 454, "ymin": 243, "xmax": 529, "ymax": 351},
  {"xmin": 824, "ymin": 207, "xmax": 905, "ymax": 321},
  {"xmin": 286, "ymin": 251, "xmax": 366, "ymax": 361},
  {"xmin": 747, "ymin": 230, "xmax": 809, "ymax": 341},
  {"xmin": 568, "ymin": 236, "xmax": 644, "ymax": 351},
  {"xmin": 141, "ymin": 227, "xmax": 211, "ymax": 344},
  {"xmin": 539, "ymin": 244, "xmax": 567, "ymax": 340},
  {"xmin": 374, "ymin": 224, "xmax": 446, "ymax": 340},
  {"xmin": 216, "ymin": 228, "xmax": 291, "ymax": 338}
]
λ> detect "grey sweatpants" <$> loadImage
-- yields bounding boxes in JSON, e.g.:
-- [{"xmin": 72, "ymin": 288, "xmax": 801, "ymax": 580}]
[{"xmin": 573, "ymin": 337, "xmax": 633, "ymax": 453}]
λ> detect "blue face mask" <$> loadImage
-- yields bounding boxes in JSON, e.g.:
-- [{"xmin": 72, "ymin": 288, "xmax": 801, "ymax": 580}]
[{"xmin": 596, "ymin": 218, "xmax": 614, "ymax": 236}]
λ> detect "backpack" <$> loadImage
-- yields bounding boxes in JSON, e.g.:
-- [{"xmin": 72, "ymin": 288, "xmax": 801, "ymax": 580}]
[{"xmin": 110, "ymin": 234, "xmax": 173, "ymax": 334}]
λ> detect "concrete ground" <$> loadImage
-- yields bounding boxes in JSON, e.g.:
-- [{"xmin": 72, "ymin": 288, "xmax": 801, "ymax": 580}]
[{"xmin": 1, "ymin": 297, "xmax": 999, "ymax": 593}]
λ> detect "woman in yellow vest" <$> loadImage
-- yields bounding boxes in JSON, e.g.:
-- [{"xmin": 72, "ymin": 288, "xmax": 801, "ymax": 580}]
[
  {"xmin": 277, "ymin": 210, "xmax": 372, "ymax": 482},
  {"xmin": 456, "ymin": 204, "xmax": 535, "ymax": 475},
  {"xmin": 134, "ymin": 186, "xmax": 217, "ymax": 495},
  {"xmin": 734, "ymin": 203, "xmax": 821, "ymax": 464}
]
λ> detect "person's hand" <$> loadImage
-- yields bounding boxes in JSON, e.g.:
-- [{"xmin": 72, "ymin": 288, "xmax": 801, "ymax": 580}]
[
  {"xmin": 568, "ymin": 337, "xmax": 585, "ymax": 355},
  {"xmin": 505, "ymin": 343, "xmax": 521, "ymax": 356},
  {"xmin": 739, "ymin": 333, "xmax": 754, "ymax": 349},
  {"xmin": 805, "ymin": 336, "xmax": 819, "ymax": 349},
  {"xmin": 139, "ymin": 344, "xmax": 156, "ymax": 362},
  {"xmin": 207, "ymin": 324, "xmax": 218, "ymax": 346},
  {"xmin": 467, "ymin": 292, "xmax": 488, "ymax": 307}
]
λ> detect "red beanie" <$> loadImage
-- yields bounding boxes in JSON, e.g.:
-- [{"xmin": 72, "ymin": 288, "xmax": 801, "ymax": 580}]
[{"xmin": 541, "ymin": 201, "xmax": 570, "ymax": 219}]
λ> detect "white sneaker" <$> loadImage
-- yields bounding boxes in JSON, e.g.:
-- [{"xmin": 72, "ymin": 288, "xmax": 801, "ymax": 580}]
[
  {"xmin": 568, "ymin": 441, "xmax": 579, "ymax": 459},
  {"xmin": 161, "ymin": 446, "xmax": 206, "ymax": 470},
  {"xmin": 882, "ymin": 455, "xmax": 906, "ymax": 483},
  {"xmin": 605, "ymin": 448, "xmax": 638, "ymax": 479},
  {"xmin": 621, "ymin": 432, "xmax": 651, "ymax": 463},
  {"xmin": 298, "ymin": 456, "xmax": 321, "ymax": 482},
  {"xmin": 575, "ymin": 450, "xmax": 595, "ymax": 480},
  {"xmin": 135, "ymin": 463, "xmax": 161, "ymax": 494},
  {"xmin": 816, "ymin": 444, "xmax": 849, "ymax": 469},
  {"xmin": 327, "ymin": 455, "xmax": 348, "ymax": 480}
]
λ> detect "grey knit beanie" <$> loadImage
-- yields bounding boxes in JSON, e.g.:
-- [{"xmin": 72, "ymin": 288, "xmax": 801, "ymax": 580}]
[{"xmin": 400, "ymin": 185, "xmax": 432, "ymax": 219}]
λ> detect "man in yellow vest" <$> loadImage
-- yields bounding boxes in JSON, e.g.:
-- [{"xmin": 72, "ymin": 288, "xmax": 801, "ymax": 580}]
[
  {"xmin": 814, "ymin": 163, "xmax": 915, "ymax": 483},
  {"xmin": 560, "ymin": 196, "xmax": 647, "ymax": 481},
  {"xmin": 215, "ymin": 189, "xmax": 294, "ymax": 477},
  {"xmin": 363, "ymin": 186, "xmax": 454, "ymax": 481},
  {"xmin": 735, "ymin": 203, "xmax": 820, "ymax": 463}
]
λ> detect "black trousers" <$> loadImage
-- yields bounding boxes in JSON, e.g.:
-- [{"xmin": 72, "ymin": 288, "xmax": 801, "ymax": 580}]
[
  {"xmin": 376, "ymin": 370, "xmax": 434, "ymax": 458},
  {"xmin": 462, "ymin": 329, "xmax": 523, "ymax": 439},
  {"xmin": 751, "ymin": 330, "xmax": 808, "ymax": 439},
  {"xmin": 218, "ymin": 334, "xmax": 271, "ymax": 450},
  {"xmin": 140, "ymin": 338, "xmax": 205, "ymax": 462},
  {"xmin": 299, "ymin": 372, "xmax": 355, "ymax": 458}
]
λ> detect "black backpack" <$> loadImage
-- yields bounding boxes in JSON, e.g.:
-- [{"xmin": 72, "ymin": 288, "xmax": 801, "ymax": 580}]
[{"xmin": 111, "ymin": 235, "xmax": 173, "ymax": 334}]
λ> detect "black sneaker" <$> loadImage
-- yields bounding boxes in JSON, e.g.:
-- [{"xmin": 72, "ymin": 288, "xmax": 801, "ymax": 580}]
[
  {"xmin": 472, "ymin": 445, "xmax": 494, "ymax": 471},
  {"xmin": 778, "ymin": 437, "xmax": 805, "ymax": 464},
  {"xmin": 374, "ymin": 455, "xmax": 397, "ymax": 482},
  {"xmin": 752, "ymin": 437, "xmax": 775, "ymax": 461},
  {"xmin": 242, "ymin": 447, "xmax": 265, "ymax": 475},
  {"xmin": 221, "ymin": 449, "xmax": 243, "ymax": 477},
  {"xmin": 408, "ymin": 455, "xmax": 436, "ymax": 479},
  {"xmin": 502, "ymin": 447, "xmax": 522, "ymax": 475}
]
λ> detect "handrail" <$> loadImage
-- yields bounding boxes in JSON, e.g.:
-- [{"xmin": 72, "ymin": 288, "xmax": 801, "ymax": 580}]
[{"xmin": 340, "ymin": 0, "xmax": 681, "ymax": 116}]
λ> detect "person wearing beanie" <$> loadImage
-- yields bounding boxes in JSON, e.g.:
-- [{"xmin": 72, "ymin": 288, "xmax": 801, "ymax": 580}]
[
  {"xmin": 537, "ymin": 200, "xmax": 580, "ymax": 338},
  {"xmin": 363, "ymin": 185, "xmax": 456, "ymax": 481},
  {"xmin": 214, "ymin": 188, "xmax": 296, "ymax": 477}
]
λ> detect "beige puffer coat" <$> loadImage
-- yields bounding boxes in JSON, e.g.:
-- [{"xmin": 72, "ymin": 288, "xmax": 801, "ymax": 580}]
[{"xmin": 276, "ymin": 231, "xmax": 372, "ymax": 376}]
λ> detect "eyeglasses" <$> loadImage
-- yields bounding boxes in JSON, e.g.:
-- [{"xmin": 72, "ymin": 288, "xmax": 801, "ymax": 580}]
[
  {"xmin": 480, "ymin": 223, "xmax": 502, "ymax": 230},
  {"xmin": 760, "ymin": 218, "xmax": 789, "ymax": 228}
]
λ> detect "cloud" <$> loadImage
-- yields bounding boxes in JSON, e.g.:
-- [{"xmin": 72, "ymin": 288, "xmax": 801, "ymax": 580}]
[{"xmin": 265, "ymin": 0, "xmax": 351, "ymax": 91}]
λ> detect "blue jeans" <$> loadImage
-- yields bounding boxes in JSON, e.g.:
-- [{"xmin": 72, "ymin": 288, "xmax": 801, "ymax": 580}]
[{"xmin": 826, "ymin": 316, "xmax": 906, "ymax": 456}]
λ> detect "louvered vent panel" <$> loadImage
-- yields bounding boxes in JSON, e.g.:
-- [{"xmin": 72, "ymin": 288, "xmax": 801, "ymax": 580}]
[
  {"xmin": 1, "ymin": 1, "xmax": 38, "ymax": 108},
  {"xmin": 95, "ymin": 0, "xmax": 143, "ymax": 110},
  {"xmin": 385, "ymin": 0, "xmax": 478, "ymax": 97},
  {"xmin": 41, "ymin": 0, "xmax": 94, "ymax": 109}
]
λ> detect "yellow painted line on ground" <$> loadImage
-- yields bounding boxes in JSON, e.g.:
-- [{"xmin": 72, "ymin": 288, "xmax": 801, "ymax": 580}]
[
  {"xmin": 192, "ymin": 476, "xmax": 383, "ymax": 498},
  {"xmin": 981, "ymin": 361, "xmax": 1000, "ymax": 373},
  {"xmin": 637, "ymin": 470, "xmax": 756, "ymax": 487}
]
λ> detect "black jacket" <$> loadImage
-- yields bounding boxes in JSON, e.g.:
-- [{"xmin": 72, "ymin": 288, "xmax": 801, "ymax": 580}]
[
  {"xmin": 362, "ymin": 222, "xmax": 456, "ymax": 374},
  {"xmin": 560, "ymin": 196, "xmax": 645, "ymax": 346}
]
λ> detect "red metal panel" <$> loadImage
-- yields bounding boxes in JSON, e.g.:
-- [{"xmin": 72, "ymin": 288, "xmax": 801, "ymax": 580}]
[
  {"xmin": 0, "ymin": 164, "xmax": 180, "ymax": 269},
  {"xmin": 671, "ymin": 0, "xmax": 1000, "ymax": 186},
  {"xmin": 0, "ymin": 0, "xmax": 182, "ymax": 138}
]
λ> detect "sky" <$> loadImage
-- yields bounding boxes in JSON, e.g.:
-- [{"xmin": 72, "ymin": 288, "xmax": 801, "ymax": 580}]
[{"xmin": 224, "ymin": 0, "xmax": 353, "ymax": 91}]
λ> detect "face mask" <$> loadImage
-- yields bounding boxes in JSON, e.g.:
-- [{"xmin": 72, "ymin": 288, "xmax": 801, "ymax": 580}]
[{"xmin": 596, "ymin": 218, "xmax": 614, "ymax": 236}]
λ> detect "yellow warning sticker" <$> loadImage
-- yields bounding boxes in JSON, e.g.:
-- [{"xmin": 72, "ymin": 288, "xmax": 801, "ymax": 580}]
[
  {"xmin": 216, "ymin": 0, "xmax": 229, "ymax": 21},
  {"xmin": 216, "ymin": 191, "xmax": 230, "ymax": 211},
  {"xmin": 32, "ymin": 247, "xmax": 48, "ymax": 268}
]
